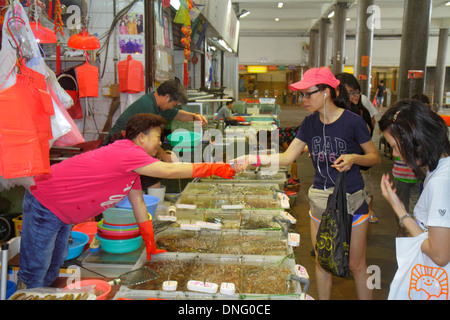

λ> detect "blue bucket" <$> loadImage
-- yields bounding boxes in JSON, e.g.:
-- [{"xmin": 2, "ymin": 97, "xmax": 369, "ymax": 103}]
[
  {"xmin": 115, "ymin": 195, "xmax": 160, "ymax": 218},
  {"xmin": 6, "ymin": 280, "xmax": 17, "ymax": 300}
]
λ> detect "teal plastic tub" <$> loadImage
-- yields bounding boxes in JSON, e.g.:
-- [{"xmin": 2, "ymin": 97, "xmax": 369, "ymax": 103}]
[{"xmin": 95, "ymin": 234, "xmax": 142, "ymax": 254}]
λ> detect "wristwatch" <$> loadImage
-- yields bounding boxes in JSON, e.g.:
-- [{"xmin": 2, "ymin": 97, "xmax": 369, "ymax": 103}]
[{"xmin": 399, "ymin": 213, "xmax": 412, "ymax": 228}]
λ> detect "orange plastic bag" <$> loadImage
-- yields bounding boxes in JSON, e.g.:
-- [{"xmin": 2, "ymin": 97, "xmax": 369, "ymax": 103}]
[
  {"xmin": 0, "ymin": 71, "xmax": 52, "ymax": 178},
  {"xmin": 117, "ymin": 55, "xmax": 145, "ymax": 93},
  {"xmin": 76, "ymin": 62, "xmax": 99, "ymax": 97}
]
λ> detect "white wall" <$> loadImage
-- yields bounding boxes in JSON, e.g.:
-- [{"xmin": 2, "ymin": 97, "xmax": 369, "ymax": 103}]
[
  {"xmin": 70, "ymin": 0, "xmax": 146, "ymax": 141},
  {"xmin": 238, "ymin": 37, "xmax": 306, "ymax": 66},
  {"xmin": 239, "ymin": 35, "xmax": 450, "ymax": 68}
]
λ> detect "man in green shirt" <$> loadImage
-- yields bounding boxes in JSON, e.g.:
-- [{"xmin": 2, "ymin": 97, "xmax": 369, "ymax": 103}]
[{"xmin": 104, "ymin": 79, "xmax": 207, "ymax": 190}]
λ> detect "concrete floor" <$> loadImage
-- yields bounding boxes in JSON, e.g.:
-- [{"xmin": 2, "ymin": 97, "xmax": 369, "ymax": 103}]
[{"xmin": 278, "ymin": 104, "xmax": 414, "ymax": 300}]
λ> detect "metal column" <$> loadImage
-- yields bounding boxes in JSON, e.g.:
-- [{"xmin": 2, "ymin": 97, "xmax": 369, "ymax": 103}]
[
  {"xmin": 434, "ymin": 28, "xmax": 449, "ymax": 108},
  {"xmin": 319, "ymin": 18, "xmax": 331, "ymax": 67},
  {"xmin": 398, "ymin": 0, "xmax": 432, "ymax": 100},
  {"xmin": 331, "ymin": 2, "xmax": 348, "ymax": 74},
  {"xmin": 354, "ymin": 0, "xmax": 374, "ymax": 98},
  {"xmin": 144, "ymin": 0, "xmax": 155, "ymax": 91},
  {"xmin": 309, "ymin": 29, "xmax": 320, "ymax": 68}
]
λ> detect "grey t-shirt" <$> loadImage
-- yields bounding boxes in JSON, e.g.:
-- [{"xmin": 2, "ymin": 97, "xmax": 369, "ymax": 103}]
[{"xmin": 216, "ymin": 106, "xmax": 231, "ymax": 120}]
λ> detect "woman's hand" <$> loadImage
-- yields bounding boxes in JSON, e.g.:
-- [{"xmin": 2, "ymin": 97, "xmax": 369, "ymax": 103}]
[
  {"xmin": 380, "ymin": 173, "xmax": 406, "ymax": 214},
  {"xmin": 229, "ymin": 155, "xmax": 249, "ymax": 173},
  {"xmin": 331, "ymin": 154, "xmax": 356, "ymax": 172}
]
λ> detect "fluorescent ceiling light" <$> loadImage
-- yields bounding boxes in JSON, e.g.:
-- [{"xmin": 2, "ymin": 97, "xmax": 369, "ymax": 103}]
[
  {"xmin": 218, "ymin": 39, "xmax": 233, "ymax": 53},
  {"xmin": 446, "ymin": 1, "xmax": 450, "ymax": 6},
  {"xmin": 275, "ymin": 18, "xmax": 280, "ymax": 22},
  {"xmin": 278, "ymin": 3, "xmax": 283, "ymax": 8},
  {"xmin": 238, "ymin": 10, "xmax": 250, "ymax": 18},
  {"xmin": 328, "ymin": 11, "xmax": 335, "ymax": 18},
  {"xmin": 171, "ymin": 0, "xmax": 180, "ymax": 10},
  {"xmin": 346, "ymin": 18, "xmax": 351, "ymax": 21}
]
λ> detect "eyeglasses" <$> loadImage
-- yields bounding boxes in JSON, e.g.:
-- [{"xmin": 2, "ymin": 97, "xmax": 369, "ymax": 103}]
[
  {"xmin": 300, "ymin": 89, "xmax": 321, "ymax": 99},
  {"xmin": 348, "ymin": 91, "xmax": 360, "ymax": 97}
]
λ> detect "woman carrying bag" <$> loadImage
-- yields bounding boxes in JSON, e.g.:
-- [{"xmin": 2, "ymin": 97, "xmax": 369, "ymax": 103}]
[
  {"xmin": 233, "ymin": 67, "xmax": 381, "ymax": 299},
  {"xmin": 379, "ymin": 99, "xmax": 450, "ymax": 300}
]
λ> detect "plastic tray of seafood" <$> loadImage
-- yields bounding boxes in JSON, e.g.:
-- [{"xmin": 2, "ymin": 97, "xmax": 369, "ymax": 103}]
[
  {"xmin": 199, "ymin": 172, "xmax": 287, "ymax": 189},
  {"xmin": 154, "ymin": 229, "xmax": 295, "ymax": 257},
  {"xmin": 155, "ymin": 208, "xmax": 296, "ymax": 231},
  {"xmin": 181, "ymin": 182, "xmax": 280, "ymax": 196},
  {"xmin": 113, "ymin": 255, "xmax": 311, "ymax": 300},
  {"xmin": 9, "ymin": 288, "xmax": 96, "ymax": 300},
  {"xmin": 176, "ymin": 190, "xmax": 290, "ymax": 210}
]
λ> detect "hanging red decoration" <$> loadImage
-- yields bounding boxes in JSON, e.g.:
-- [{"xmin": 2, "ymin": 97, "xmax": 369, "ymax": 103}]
[
  {"xmin": 172, "ymin": 0, "xmax": 193, "ymax": 89},
  {"xmin": 162, "ymin": 0, "xmax": 170, "ymax": 8},
  {"xmin": 181, "ymin": 24, "xmax": 192, "ymax": 89},
  {"xmin": 53, "ymin": 0, "xmax": 64, "ymax": 36}
]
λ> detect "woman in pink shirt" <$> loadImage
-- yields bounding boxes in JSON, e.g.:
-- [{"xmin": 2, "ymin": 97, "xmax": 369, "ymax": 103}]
[{"xmin": 18, "ymin": 113, "xmax": 235, "ymax": 289}]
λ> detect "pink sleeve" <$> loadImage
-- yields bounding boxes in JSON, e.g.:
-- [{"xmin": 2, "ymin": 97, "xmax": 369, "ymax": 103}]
[{"xmin": 132, "ymin": 175, "xmax": 142, "ymax": 190}]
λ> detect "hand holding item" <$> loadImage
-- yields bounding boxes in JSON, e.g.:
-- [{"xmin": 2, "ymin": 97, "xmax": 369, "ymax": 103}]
[
  {"xmin": 331, "ymin": 154, "xmax": 355, "ymax": 172},
  {"xmin": 380, "ymin": 173, "xmax": 406, "ymax": 214},
  {"xmin": 138, "ymin": 220, "xmax": 166, "ymax": 261},
  {"xmin": 229, "ymin": 155, "xmax": 260, "ymax": 173},
  {"xmin": 193, "ymin": 113, "xmax": 208, "ymax": 127},
  {"xmin": 191, "ymin": 163, "xmax": 236, "ymax": 179}
]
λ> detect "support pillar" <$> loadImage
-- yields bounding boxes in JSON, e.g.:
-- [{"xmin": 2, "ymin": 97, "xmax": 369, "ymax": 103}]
[
  {"xmin": 434, "ymin": 28, "xmax": 449, "ymax": 107},
  {"xmin": 319, "ymin": 18, "xmax": 331, "ymax": 67},
  {"xmin": 331, "ymin": 2, "xmax": 348, "ymax": 74},
  {"xmin": 354, "ymin": 0, "xmax": 374, "ymax": 98},
  {"xmin": 398, "ymin": 0, "xmax": 432, "ymax": 100},
  {"xmin": 309, "ymin": 29, "xmax": 320, "ymax": 68}
]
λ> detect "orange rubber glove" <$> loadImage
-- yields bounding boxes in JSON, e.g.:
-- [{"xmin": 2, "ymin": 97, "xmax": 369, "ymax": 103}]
[
  {"xmin": 191, "ymin": 163, "xmax": 235, "ymax": 179},
  {"xmin": 235, "ymin": 116, "xmax": 246, "ymax": 122},
  {"xmin": 138, "ymin": 220, "xmax": 166, "ymax": 261}
]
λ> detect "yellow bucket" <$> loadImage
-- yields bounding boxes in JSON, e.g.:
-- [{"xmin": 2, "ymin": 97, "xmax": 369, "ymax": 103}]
[{"xmin": 12, "ymin": 215, "xmax": 22, "ymax": 237}]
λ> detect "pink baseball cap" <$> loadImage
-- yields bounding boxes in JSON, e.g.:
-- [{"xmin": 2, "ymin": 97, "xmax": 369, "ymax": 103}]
[{"xmin": 289, "ymin": 67, "xmax": 340, "ymax": 91}]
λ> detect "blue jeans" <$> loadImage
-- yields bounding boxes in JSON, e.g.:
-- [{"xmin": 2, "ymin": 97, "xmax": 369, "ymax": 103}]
[{"xmin": 18, "ymin": 191, "xmax": 71, "ymax": 288}]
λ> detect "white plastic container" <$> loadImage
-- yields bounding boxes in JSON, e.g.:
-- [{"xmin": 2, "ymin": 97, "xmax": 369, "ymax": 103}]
[{"xmin": 187, "ymin": 280, "xmax": 218, "ymax": 294}]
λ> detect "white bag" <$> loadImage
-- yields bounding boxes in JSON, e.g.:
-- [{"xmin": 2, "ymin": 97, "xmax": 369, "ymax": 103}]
[{"xmin": 388, "ymin": 232, "xmax": 449, "ymax": 300}]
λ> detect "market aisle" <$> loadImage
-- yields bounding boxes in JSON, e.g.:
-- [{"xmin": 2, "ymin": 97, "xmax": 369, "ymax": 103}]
[{"xmin": 279, "ymin": 104, "xmax": 401, "ymax": 300}]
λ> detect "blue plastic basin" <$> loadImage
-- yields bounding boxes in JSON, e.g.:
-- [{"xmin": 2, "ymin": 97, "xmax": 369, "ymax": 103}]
[
  {"xmin": 66, "ymin": 231, "xmax": 89, "ymax": 260},
  {"xmin": 115, "ymin": 195, "xmax": 160, "ymax": 218}
]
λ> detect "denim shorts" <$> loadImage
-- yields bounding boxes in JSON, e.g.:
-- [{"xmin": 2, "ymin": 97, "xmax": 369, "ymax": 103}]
[{"xmin": 18, "ymin": 191, "xmax": 71, "ymax": 289}]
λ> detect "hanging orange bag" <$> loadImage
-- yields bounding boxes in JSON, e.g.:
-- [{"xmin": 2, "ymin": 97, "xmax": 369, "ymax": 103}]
[
  {"xmin": 117, "ymin": 55, "xmax": 145, "ymax": 93},
  {"xmin": 76, "ymin": 62, "xmax": 99, "ymax": 97}
]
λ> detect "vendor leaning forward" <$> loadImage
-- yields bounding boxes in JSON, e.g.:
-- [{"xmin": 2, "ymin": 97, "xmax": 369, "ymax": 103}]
[
  {"xmin": 103, "ymin": 78, "xmax": 207, "ymax": 190},
  {"xmin": 17, "ymin": 113, "xmax": 235, "ymax": 289}
]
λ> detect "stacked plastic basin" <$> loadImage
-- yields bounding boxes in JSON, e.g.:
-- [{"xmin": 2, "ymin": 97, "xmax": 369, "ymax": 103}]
[{"xmin": 95, "ymin": 195, "xmax": 160, "ymax": 254}]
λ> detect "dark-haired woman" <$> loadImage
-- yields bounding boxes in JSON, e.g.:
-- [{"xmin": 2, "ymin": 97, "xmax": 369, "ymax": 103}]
[
  {"xmin": 335, "ymin": 72, "xmax": 379, "ymax": 223},
  {"xmin": 233, "ymin": 67, "xmax": 381, "ymax": 299},
  {"xmin": 379, "ymin": 99, "xmax": 450, "ymax": 270},
  {"xmin": 17, "ymin": 113, "xmax": 235, "ymax": 289}
]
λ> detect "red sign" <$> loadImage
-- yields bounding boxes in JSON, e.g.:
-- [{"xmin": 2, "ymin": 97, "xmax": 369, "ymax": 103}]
[
  {"xmin": 408, "ymin": 70, "xmax": 424, "ymax": 79},
  {"xmin": 358, "ymin": 74, "xmax": 369, "ymax": 81}
]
